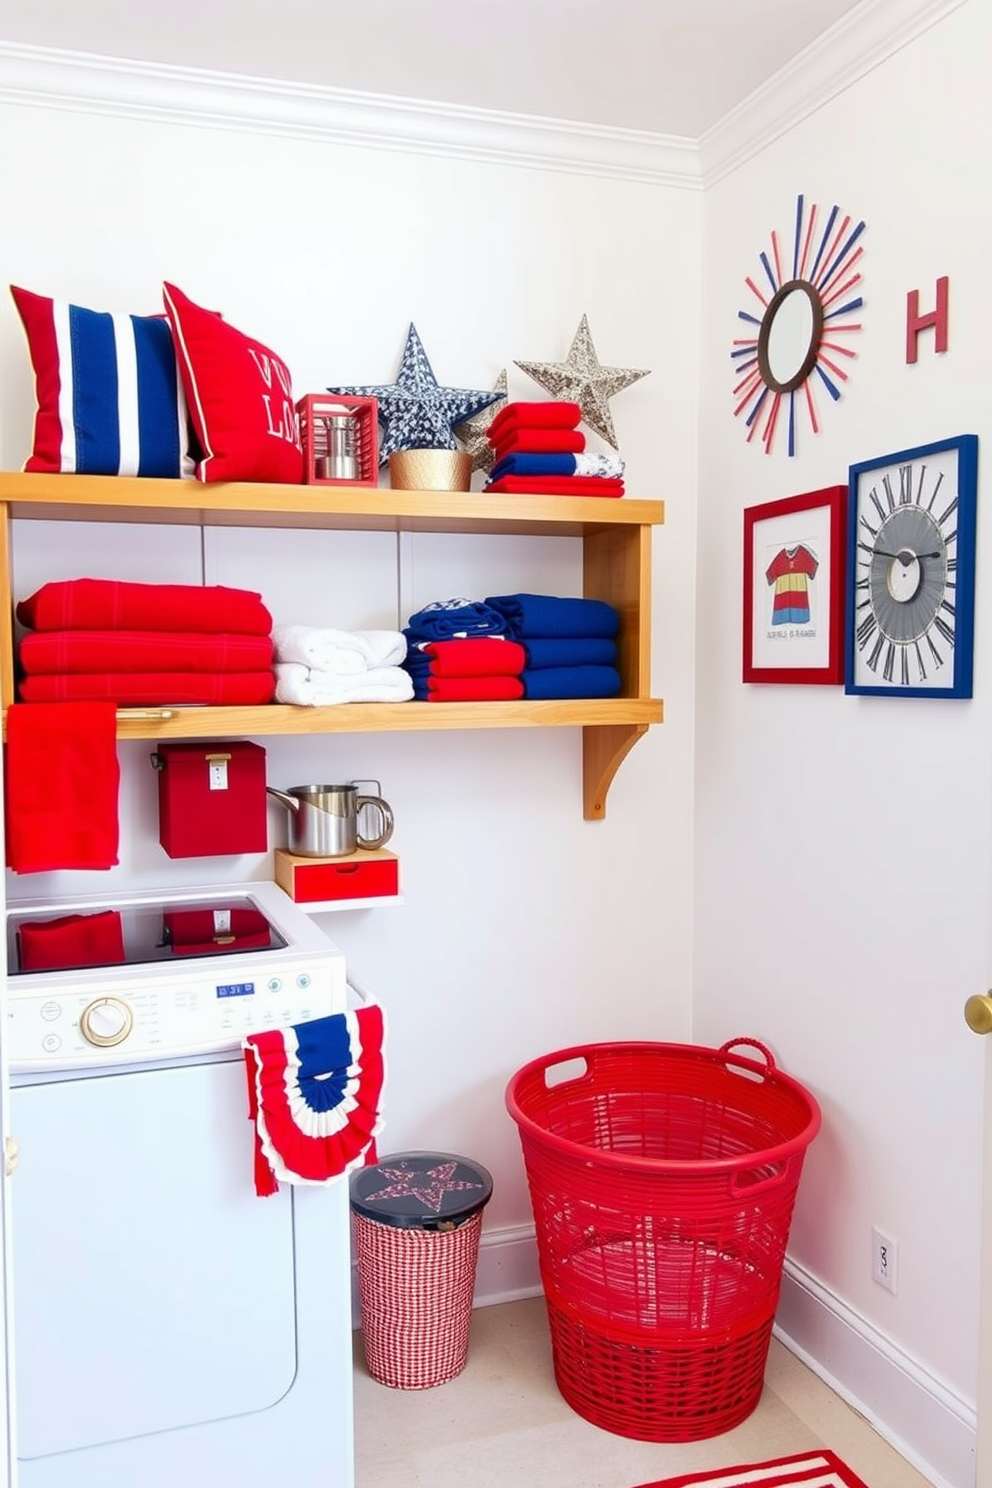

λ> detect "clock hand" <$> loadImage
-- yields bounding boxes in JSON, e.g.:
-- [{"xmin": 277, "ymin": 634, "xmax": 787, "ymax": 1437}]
[{"xmin": 873, "ymin": 548, "xmax": 942, "ymax": 561}]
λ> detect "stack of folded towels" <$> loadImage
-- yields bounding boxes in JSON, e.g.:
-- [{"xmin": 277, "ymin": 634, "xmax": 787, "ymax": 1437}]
[
  {"xmin": 16, "ymin": 578, "xmax": 277, "ymax": 704},
  {"xmin": 403, "ymin": 598, "xmax": 525, "ymax": 701},
  {"xmin": 272, "ymin": 624, "xmax": 412, "ymax": 705},
  {"xmin": 484, "ymin": 592, "xmax": 622, "ymax": 699},
  {"xmin": 485, "ymin": 400, "xmax": 626, "ymax": 498}
]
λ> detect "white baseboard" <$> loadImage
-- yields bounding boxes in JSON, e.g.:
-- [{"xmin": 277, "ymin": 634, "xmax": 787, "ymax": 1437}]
[
  {"xmin": 776, "ymin": 1259, "xmax": 975, "ymax": 1488},
  {"xmin": 351, "ymin": 1229, "xmax": 974, "ymax": 1488}
]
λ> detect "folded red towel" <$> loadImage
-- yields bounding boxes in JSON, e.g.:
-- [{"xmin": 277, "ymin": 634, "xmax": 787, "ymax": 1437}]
[
  {"xmin": 19, "ymin": 630, "xmax": 275, "ymax": 675},
  {"xmin": 17, "ymin": 578, "xmax": 273, "ymax": 635},
  {"xmin": 165, "ymin": 906, "xmax": 272, "ymax": 946},
  {"xmin": 18, "ymin": 911, "xmax": 125, "ymax": 971},
  {"xmin": 487, "ymin": 475, "xmax": 625, "ymax": 497},
  {"xmin": 164, "ymin": 906, "xmax": 272, "ymax": 956},
  {"xmin": 489, "ymin": 428, "xmax": 587, "ymax": 458},
  {"xmin": 487, "ymin": 401, "xmax": 581, "ymax": 440},
  {"xmin": 4, "ymin": 701, "xmax": 120, "ymax": 873},
  {"xmin": 18, "ymin": 672, "xmax": 276, "ymax": 705},
  {"xmin": 423, "ymin": 639, "xmax": 526, "ymax": 677},
  {"xmin": 426, "ymin": 676, "xmax": 525, "ymax": 701}
]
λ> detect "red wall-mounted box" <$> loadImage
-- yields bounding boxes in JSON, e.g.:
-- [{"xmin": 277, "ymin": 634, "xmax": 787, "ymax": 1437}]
[
  {"xmin": 153, "ymin": 741, "xmax": 268, "ymax": 859},
  {"xmin": 274, "ymin": 848, "xmax": 399, "ymax": 904}
]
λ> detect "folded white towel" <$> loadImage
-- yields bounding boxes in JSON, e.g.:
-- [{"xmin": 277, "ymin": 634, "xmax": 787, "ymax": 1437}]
[
  {"xmin": 275, "ymin": 662, "xmax": 414, "ymax": 706},
  {"xmin": 272, "ymin": 625, "xmax": 407, "ymax": 675}
]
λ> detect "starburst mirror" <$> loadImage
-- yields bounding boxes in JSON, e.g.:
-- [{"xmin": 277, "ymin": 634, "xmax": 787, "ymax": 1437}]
[{"xmin": 732, "ymin": 195, "xmax": 866, "ymax": 457}]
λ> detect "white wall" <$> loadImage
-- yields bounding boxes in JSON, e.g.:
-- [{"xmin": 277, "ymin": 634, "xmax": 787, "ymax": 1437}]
[
  {"xmin": 4, "ymin": 9, "xmax": 984, "ymax": 1483},
  {"xmin": 696, "ymin": 1, "xmax": 989, "ymax": 1479},
  {"xmin": 0, "ymin": 80, "xmax": 700, "ymax": 1243}
]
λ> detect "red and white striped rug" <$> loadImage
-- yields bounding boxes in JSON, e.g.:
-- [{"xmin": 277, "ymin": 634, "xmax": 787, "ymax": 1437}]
[{"xmin": 633, "ymin": 1450, "xmax": 869, "ymax": 1488}]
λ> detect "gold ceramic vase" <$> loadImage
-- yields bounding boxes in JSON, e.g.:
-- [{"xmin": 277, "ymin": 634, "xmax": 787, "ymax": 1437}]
[{"xmin": 388, "ymin": 449, "xmax": 472, "ymax": 491}]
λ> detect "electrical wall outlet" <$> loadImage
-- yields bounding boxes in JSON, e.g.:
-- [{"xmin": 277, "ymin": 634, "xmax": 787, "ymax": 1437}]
[{"xmin": 872, "ymin": 1226, "xmax": 898, "ymax": 1293}]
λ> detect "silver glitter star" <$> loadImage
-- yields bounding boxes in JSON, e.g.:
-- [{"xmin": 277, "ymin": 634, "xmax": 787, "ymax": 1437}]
[
  {"xmin": 328, "ymin": 324, "xmax": 503, "ymax": 465},
  {"xmin": 453, "ymin": 369, "xmax": 507, "ymax": 473},
  {"xmin": 515, "ymin": 315, "xmax": 650, "ymax": 449}
]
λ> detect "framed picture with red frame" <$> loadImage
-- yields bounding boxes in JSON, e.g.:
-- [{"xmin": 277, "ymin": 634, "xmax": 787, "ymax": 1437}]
[{"xmin": 743, "ymin": 484, "xmax": 847, "ymax": 684}]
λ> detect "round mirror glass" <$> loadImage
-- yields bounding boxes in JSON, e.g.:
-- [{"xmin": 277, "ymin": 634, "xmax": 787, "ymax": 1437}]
[{"xmin": 757, "ymin": 280, "xmax": 825, "ymax": 394}]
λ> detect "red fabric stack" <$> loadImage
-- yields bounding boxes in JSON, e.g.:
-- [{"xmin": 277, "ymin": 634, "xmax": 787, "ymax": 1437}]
[
  {"xmin": 405, "ymin": 638, "xmax": 526, "ymax": 701},
  {"xmin": 485, "ymin": 401, "xmax": 625, "ymax": 498},
  {"xmin": 16, "ymin": 578, "xmax": 277, "ymax": 705}
]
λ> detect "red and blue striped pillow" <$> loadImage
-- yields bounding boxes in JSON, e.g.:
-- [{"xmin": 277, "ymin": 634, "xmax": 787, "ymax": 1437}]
[{"xmin": 11, "ymin": 285, "xmax": 193, "ymax": 479}]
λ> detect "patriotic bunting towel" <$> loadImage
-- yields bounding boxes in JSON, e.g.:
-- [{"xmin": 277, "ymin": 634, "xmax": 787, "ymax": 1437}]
[{"xmin": 243, "ymin": 1004, "xmax": 386, "ymax": 1198}]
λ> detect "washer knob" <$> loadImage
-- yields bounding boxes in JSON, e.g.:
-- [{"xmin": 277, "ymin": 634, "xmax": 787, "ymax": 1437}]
[{"xmin": 79, "ymin": 996, "xmax": 134, "ymax": 1048}]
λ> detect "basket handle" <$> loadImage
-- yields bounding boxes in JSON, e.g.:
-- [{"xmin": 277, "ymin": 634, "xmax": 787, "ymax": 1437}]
[
  {"xmin": 719, "ymin": 1037, "xmax": 776, "ymax": 1072},
  {"xmin": 728, "ymin": 1161, "xmax": 789, "ymax": 1197}
]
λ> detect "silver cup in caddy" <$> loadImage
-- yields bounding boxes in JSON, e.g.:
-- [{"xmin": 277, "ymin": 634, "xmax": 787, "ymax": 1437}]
[{"xmin": 266, "ymin": 782, "xmax": 394, "ymax": 858}]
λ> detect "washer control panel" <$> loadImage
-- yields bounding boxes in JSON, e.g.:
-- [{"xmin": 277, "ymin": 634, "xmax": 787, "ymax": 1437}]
[
  {"xmin": 4, "ymin": 882, "xmax": 349, "ymax": 1071},
  {"xmin": 6, "ymin": 955, "xmax": 345, "ymax": 1069}
]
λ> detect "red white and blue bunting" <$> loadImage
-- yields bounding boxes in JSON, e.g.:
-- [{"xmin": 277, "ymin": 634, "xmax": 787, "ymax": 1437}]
[{"xmin": 243, "ymin": 1003, "xmax": 386, "ymax": 1197}]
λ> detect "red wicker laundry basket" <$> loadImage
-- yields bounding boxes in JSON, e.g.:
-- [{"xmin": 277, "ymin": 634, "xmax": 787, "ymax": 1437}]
[{"xmin": 505, "ymin": 1038, "xmax": 821, "ymax": 1442}]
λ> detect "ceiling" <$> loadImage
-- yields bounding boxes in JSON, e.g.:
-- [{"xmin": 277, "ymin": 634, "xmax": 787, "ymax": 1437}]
[{"xmin": 1, "ymin": 0, "xmax": 866, "ymax": 138}]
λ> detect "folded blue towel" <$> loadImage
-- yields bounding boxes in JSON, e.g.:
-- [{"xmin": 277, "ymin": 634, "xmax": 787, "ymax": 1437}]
[
  {"xmin": 485, "ymin": 593, "xmax": 620, "ymax": 640},
  {"xmin": 489, "ymin": 452, "xmax": 578, "ymax": 481},
  {"xmin": 523, "ymin": 637, "xmax": 618, "ymax": 670},
  {"xmin": 488, "ymin": 451, "xmax": 626, "ymax": 484},
  {"xmin": 405, "ymin": 598, "xmax": 507, "ymax": 642},
  {"xmin": 521, "ymin": 665, "xmax": 621, "ymax": 700}
]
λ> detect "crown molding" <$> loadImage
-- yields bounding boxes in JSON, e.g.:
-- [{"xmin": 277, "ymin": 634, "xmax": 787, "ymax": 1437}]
[
  {"xmin": 0, "ymin": 41, "xmax": 700, "ymax": 189},
  {"xmin": 699, "ymin": 0, "xmax": 970, "ymax": 184},
  {"xmin": 0, "ymin": 1, "xmax": 971, "ymax": 192}
]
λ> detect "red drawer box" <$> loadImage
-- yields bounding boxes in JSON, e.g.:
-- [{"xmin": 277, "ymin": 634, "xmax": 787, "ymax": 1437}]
[
  {"xmin": 274, "ymin": 847, "xmax": 399, "ymax": 904},
  {"xmin": 153, "ymin": 740, "xmax": 268, "ymax": 859}
]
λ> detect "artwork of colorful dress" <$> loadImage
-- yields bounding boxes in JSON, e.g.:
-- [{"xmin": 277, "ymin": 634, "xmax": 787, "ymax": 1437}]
[{"xmin": 765, "ymin": 544, "xmax": 818, "ymax": 625}]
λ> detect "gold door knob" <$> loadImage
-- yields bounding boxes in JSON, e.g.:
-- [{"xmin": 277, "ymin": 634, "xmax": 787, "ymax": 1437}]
[
  {"xmin": 4, "ymin": 1137, "xmax": 19, "ymax": 1177},
  {"xmin": 965, "ymin": 993, "xmax": 992, "ymax": 1035}
]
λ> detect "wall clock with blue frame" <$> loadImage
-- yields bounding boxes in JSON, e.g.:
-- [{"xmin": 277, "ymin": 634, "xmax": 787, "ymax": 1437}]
[{"xmin": 845, "ymin": 433, "xmax": 977, "ymax": 698}]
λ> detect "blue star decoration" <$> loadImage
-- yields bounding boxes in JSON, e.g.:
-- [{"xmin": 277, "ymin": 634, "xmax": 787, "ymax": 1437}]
[{"xmin": 328, "ymin": 324, "xmax": 503, "ymax": 465}]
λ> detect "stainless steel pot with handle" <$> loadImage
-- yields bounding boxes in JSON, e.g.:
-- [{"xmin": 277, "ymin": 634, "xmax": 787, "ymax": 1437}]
[{"xmin": 266, "ymin": 783, "xmax": 394, "ymax": 858}]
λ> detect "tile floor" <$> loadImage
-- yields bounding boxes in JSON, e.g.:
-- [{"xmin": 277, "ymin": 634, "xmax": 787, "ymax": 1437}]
[{"xmin": 353, "ymin": 1297, "xmax": 935, "ymax": 1488}]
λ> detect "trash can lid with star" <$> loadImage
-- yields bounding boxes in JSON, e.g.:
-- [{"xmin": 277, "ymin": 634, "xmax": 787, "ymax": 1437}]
[{"xmin": 349, "ymin": 1150, "xmax": 493, "ymax": 1231}]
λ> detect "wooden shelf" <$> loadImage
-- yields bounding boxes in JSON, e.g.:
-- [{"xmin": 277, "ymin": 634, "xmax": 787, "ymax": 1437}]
[
  {"xmin": 0, "ymin": 472, "xmax": 665, "ymax": 820},
  {"xmin": 1, "ymin": 472, "xmax": 663, "ymax": 537},
  {"xmin": 106, "ymin": 698, "xmax": 663, "ymax": 739}
]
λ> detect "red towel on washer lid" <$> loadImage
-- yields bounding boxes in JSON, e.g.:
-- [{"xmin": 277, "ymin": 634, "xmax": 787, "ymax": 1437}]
[
  {"xmin": 4, "ymin": 702, "xmax": 120, "ymax": 872},
  {"xmin": 18, "ymin": 910, "xmax": 126, "ymax": 971}
]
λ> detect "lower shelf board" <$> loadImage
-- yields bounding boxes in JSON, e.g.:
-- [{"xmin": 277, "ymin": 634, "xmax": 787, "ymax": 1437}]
[
  {"xmin": 0, "ymin": 699, "xmax": 664, "ymax": 821},
  {"xmin": 7, "ymin": 697, "xmax": 662, "ymax": 740}
]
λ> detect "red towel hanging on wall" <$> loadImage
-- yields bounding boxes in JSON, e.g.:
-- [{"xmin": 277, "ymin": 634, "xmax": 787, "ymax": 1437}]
[{"xmin": 4, "ymin": 701, "xmax": 120, "ymax": 873}]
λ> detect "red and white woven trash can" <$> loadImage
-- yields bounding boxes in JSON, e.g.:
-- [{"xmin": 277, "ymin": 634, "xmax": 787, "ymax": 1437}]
[{"xmin": 350, "ymin": 1150, "xmax": 493, "ymax": 1389}]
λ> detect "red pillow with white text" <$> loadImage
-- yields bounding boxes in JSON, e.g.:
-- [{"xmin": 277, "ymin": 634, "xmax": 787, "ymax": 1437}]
[{"xmin": 162, "ymin": 282, "xmax": 303, "ymax": 484}]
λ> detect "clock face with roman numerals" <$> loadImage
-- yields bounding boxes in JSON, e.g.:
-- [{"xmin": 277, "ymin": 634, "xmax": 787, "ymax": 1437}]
[{"xmin": 845, "ymin": 434, "xmax": 978, "ymax": 698}]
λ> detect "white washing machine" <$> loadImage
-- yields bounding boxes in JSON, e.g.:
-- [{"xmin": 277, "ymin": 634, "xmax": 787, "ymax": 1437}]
[{"xmin": 4, "ymin": 880, "xmax": 358, "ymax": 1488}]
